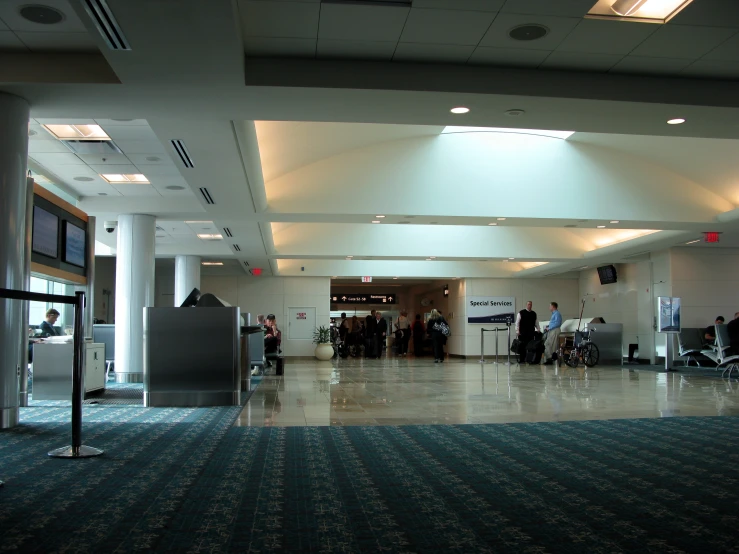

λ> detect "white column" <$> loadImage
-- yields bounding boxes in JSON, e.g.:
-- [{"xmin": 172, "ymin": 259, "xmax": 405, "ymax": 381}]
[
  {"xmin": 174, "ymin": 255, "xmax": 201, "ymax": 306},
  {"xmin": 0, "ymin": 93, "xmax": 30, "ymax": 428},
  {"xmin": 114, "ymin": 214, "xmax": 155, "ymax": 383}
]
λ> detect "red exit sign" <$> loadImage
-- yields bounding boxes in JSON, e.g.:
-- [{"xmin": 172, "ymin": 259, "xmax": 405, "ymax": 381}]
[
  {"xmin": 362, "ymin": 276, "xmax": 372, "ymax": 283},
  {"xmin": 704, "ymin": 232, "xmax": 721, "ymax": 243}
]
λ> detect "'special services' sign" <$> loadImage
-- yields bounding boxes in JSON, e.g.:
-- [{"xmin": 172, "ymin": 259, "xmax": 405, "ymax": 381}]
[{"xmin": 467, "ymin": 296, "xmax": 515, "ymax": 324}]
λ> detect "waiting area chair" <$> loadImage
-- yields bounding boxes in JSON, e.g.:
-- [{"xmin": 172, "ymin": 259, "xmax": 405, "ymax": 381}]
[
  {"xmin": 705, "ymin": 325, "xmax": 739, "ymax": 378},
  {"xmin": 676, "ymin": 328, "xmax": 714, "ymax": 367}
]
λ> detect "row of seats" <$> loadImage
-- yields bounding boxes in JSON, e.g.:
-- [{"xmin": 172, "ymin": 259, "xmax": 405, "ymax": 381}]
[{"xmin": 677, "ymin": 325, "xmax": 739, "ymax": 377}]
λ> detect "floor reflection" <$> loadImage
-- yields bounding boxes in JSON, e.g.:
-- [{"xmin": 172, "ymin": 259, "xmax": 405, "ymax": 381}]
[{"xmin": 233, "ymin": 356, "xmax": 739, "ymax": 427}]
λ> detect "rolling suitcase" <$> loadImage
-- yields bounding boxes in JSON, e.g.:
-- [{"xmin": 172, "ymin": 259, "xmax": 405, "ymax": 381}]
[{"xmin": 525, "ymin": 338, "xmax": 545, "ymax": 364}]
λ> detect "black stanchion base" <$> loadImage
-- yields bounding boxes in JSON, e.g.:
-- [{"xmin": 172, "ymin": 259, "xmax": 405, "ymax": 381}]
[{"xmin": 48, "ymin": 445, "xmax": 104, "ymax": 458}]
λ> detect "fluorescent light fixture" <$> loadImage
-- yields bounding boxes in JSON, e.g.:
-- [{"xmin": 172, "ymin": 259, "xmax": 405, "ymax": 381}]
[
  {"xmin": 597, "ymin": 225, "xmax": 606, "ymax": 228},
  {"xmin": 197, "ymin": 233, "xmax": 223, "ymax": 240},
  {"xmin": 346, "ymin": 255, "xmax": 353, "ymax": 258},
  {"xmin": 442, "ymin": 126, "xmax": 575, "ymax": 140},
  {"xmin": 450, "ymin": 107, "xmax": 470, "ymax": 114},
  {"xmin": 376, "ymin": 215, "xmax": 385, "ymax": 218},
  {"xmin": 497, "ymin": 217, "xmax": 506, "ymax": 221},
  {"xmin": 426, "ymin": 258, "xmax": 433, "ymax": 261},
  {"xmin": 586, "ymin": 0, "xmax": 694, "ymax": 23},
  {"xmin": 43, "ymin": 124, "xmax": 110, "ymax": 140},
  {"xmin": 372, "ymin": 220, "xmax": 381, "ymax": 224},
  {"xmin": 610, "ymin": 220, "xmax": 620, "ymax": 224},
  {"xmin": 101, "ymin": 173, "xmax": 149, "ymax": 184},
  {"xmin": 488, "ymin": 223, "xmax": 497, "ymax": 226},
  {"xmin": 667, "ymin": 118, "xmax": 686, "ymax": 125},
  {"xmin": 393, "ymin": 277, "xmax": 398, "ymax": 280},
  {"xmin": 686, "ymin": 239, "xmax": 700, "ymax": 244},
  {"xmin": 201, "ymin": 261, "xmax": 224, "ymax": 266},
  {"xmin": 509, "ymin": 257, "xmax": 515, "ymax": 260}
]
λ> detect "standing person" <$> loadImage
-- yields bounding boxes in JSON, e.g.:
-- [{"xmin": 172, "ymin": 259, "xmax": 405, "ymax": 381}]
[
  {"xmin": 370, "ymin": 311, "xmax": 387, "ymax": 359},
  {"xmin": 543, "ymin": 302, "xmax": 562, "ymax": 365},
  {"xmin": 515, "ymin": 301, "xmax": 540, "ymax": 364},
  {"xmin": 395, "ymin": 310, "xmax": 411, "ymax": 356},
  {"xmin": 365, "ymin": 310, "xmax": 376, "ymax": 358},
  {"xmin": 339, "ymin": 312, "xmax": 351, "ymax": 341},
  {"xmin": 427, "ymin": 309, "xmax": 449, "ymax": 363},
  {"xmin": 412, "ymin": 314, "xmax": 425, "ymax": 357}
]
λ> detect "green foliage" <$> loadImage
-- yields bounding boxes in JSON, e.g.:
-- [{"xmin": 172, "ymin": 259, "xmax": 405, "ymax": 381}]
[{"xmin": 313, "ymin": 326, "xmax": 331, "ymax": 344}]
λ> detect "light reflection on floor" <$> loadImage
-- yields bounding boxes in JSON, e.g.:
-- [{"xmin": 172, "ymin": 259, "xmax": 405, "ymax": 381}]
[{"xmin": 234, "ymin": 356, "xmax": 739, "ymax": 427}]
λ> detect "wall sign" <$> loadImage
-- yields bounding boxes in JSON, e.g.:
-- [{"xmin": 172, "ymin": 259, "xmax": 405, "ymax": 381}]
[
  {"xmin": 658, "ymin": 297, "xmax": 681, "ymax": 333},
  {"xmin": 362, "ymin": 276, "xmax": 372, "ymax": 283},
  {"xmin": 295, "ymin": 312, "xmax": 307, "ymax": 320},
  {"xmin": 331, "ymin": 293, "xmax": 396, "ymax": 305},
  {"xmin": 467, "ymin": 296, "xmax": 515, "ymax": 324}
]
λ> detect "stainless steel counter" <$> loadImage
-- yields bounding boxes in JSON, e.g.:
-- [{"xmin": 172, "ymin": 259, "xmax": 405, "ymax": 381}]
[{"xmin": 143, "ymin": 307, "xmax": 241, "ymax": 407}]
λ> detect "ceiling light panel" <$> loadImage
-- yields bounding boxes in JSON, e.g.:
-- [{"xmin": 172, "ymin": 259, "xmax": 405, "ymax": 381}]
[
  {"xmin": 442, "ymin": 126, "xmax": 575, "ymax": 140},
  {"xmin": 197, "ymin": 234, "xmax": 223, "ymax": 240},
  {"xmin": 586, "ymin": 0, "xmax": 694, "ymax": 23},
  {"xmin": 101, "ymin": 173, "xmax": 149, "ymax": 183},
  {"xmin": 43, "ymin": 124, "xmax": 110, "ymax": 140}
]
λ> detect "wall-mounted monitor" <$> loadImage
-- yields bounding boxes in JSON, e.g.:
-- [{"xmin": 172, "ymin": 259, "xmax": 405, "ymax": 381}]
[
  {"xmin": 63, "ymin": 221, "xmax": 86, "ymax": 268},
  {"xmin": 597, "ymin": 265, "xmax": 618, "ymax": 285},
  {"xmin": 32, "ymin": 206, "xmax": 59, "ymax": 259}
]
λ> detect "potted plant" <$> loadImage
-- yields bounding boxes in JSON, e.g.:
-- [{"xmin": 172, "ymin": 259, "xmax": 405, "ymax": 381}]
[{"xmin": 313, "ymin": 326, "xmax": 334, "ymax": 361}]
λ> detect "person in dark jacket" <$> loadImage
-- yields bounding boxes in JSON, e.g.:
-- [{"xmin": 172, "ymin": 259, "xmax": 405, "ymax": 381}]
[
  {"xmin": 364, "ymin": 310, "xmax": 376, "ymax": 358},
  {"xmin": 412, "ymin": 314, "xmax": 425, "ymax": 357},
  {"xmin": 426, "ymin": 309, "xmax": 448, "ymax": 363},
  {"xmin": 515, "ymin": 301, "xmax": 540, "ymax": 364},
  {"xmin": 369, "ymin": 311, "xmax": 387, "ymax": 359},
  {"xmin": 39, "ymin": 309, "xmax": 62, "ymax": 337}
]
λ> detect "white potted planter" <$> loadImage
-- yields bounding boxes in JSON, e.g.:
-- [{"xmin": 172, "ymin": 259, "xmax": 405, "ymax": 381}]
[{"xmin": 313, "ymin": 326, "xmax": 334, "ymax": 361}]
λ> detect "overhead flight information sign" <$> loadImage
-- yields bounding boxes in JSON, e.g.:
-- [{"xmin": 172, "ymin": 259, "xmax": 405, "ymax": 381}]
[{"xmin": 331, "ymin": 293, "xmax": 396, "ymax": 305}]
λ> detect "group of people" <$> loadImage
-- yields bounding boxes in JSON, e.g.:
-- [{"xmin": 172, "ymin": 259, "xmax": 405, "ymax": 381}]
[
  {"xmin": 337, "ymin": 309, "xmax": 450, "ymax": 362},
  {"xmin": 515, "ymin": 300, "xmax": 562, "ymax": 365}
]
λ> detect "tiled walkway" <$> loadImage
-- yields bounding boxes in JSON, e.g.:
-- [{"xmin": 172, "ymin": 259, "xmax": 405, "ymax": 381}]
[{"xmin": 236, "ymin": 356, "xmax": 739, "ymax": 427}]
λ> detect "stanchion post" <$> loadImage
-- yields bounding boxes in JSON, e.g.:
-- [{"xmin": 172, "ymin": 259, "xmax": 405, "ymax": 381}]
[
  {"xmin": 506, "ymin": 323, "xmax": 512, "ymax": 366},
  {"xmin": 479, "ymin": 328, "xmax": 485, "ymax": 363},
  {"xmin": 48, "ymin": 291, "xmax": 104, "ymax": 459},
  {"xmin": 495, "ymin": 328, "xmax": 499, "ymax": 363}
]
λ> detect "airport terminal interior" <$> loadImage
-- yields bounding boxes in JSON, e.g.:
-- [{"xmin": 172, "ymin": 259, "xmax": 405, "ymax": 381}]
[{"xmin": 2, "ymin": 0, "xmax": 739, "ymax": 551}]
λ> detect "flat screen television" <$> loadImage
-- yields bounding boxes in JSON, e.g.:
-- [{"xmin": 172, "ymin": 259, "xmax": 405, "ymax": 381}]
[
  {"xmin": 597, "ymin": 265, "xmax": 618, "ymax": 285},
  {"xmin": 63, "ymin": 221, "xmax": 86, "ymax": 268},
  {"xmin": 32, "ymin": 206, "xmax": 59, "ymax": 259}
]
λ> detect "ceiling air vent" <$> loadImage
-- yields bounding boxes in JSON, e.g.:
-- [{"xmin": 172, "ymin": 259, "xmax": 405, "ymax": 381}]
[
  {"xmin": 223, "ymin": 227, "xmax": 233, "ymax": 238},
  {"xmin": 199, "ymin": 187, "xmax": 215, "ymax": 205},
  {"xmin": 63, "ymin": 140, "xmax": 122, "ymax": 155},
  {"xmin": 83, "ymin": 0, "xmax": 131, "ymax": 50},
  {"xmin": 171, "ymin": 139, "xmax": 194, "ymax": 168},
  {"xmin": 243, "ymin": 260, "xmax": 250, "ymax": 267},
  {"xmin": 233, "ymin": 244, "xmax": 241, "ymax": 252}
]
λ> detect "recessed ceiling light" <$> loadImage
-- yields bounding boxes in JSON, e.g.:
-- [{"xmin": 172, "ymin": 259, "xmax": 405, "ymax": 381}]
[
  {"xmin": 145, "ymin": 156, "xmax": 161, "ymax": 162},
  {"xmin": 372, "ymin": 220, "xmax": 381, "ymax": 224},
  {"xmin": 101, "ymin": 173, "xmax": 149, "ymax": 184},
  {"xmin": 197, "ymin": 233, "xmax": 223, "ymax": 240},
  {"xmin": 429, "ymin": 256, "xmax": 436, "ymax": 259},
  {"xmin": 376, "ymin": 215, "xmax": 385, "ymax": 218},
  {"xmin": 346, "ymin": 255, "xmax": 353, "ymax": 258},
  {"xmin": 610, "ymin": 220, "xmax": 620, "ymax": 224},
  {"xmin": 667, "ymin": 118, "xmax": 685, "ymax": 125},
  {"xmin": 508, "ymin": 24, "xmax": 548, "ymax": 41},
  {"xmin": 686, "ymin": 239, "xmax": 700, "ymax": 244},
  {"xmin": 497, "ymin": 217, "xmax": 506, "ymax": 221},
  {"xmin": 201, "ymin": 261, "xmax": 224, "ymax": 266},
  {"xmin": 165, "ymin": 185, "xmax": 185, "ymax": 190},
  {"xmin": 450, "ymin": 107, "xmax": 470, "ymax": 114},
  {"xmin": 74, "ymin": 176, "xmax": 95, "ymax": 182},
  {"xmin": 98, "ymin": 193, "xmax": 108, "ymax": 196},
  {"xmin": 488, "ymin": 223, "xmax": 497, "ymax": 226},
  {"xmin": 19, "ymin": 5, "xmax": 65, "ymax": 24},
  {"xmin": 43, "ymin": 124, "xmax": 109, "ymax": 140},
  {"xmin": 393, "ymin": 277, "xmax": 398, "ymax": 280},
  {"xmin": 426, "ymin": 258, "xmax": 433, "ymax": 261},
  {"xmin": 509, "ymin": 257, "xmax": 515, "ymax": 260},
  {"xmin": 28, "ymin": 129, "xmax": 37, "ymax": 137},
  {"xmin": 586, "ymin": 0, "xmax": 695, "ymax": 24},
  {"xmin": 597, "ymin": 225, "xmax": 606, "ymax": 228}
]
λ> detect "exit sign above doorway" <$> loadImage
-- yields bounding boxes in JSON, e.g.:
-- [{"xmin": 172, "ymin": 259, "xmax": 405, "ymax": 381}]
[{"xmin": 361, "ymin": 276, "xmax": 372, "ymax": 283}]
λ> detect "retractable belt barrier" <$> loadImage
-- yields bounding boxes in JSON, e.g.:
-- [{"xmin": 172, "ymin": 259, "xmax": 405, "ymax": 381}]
[
  {"xmin": 0, "ymin": 288, "xmax": 103, "ymax": 464},
  {"xmin": 479, "ymin": 325, "xmax": 512, "ymax": 365}
]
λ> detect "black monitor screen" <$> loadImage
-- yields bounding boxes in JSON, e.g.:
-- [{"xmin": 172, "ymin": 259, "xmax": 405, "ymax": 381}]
[
  {"xmin": 63, "ymin": 221, "xmax": 86, "ymax": 268},
  {"xmin": 597, "ymin": 265, "xmax": 618, "ymax": 285},
  {"xmin": 32, "ymin": 206, "xmax": 59, "ymax": 259},
  {"xmin": 180, "ymin": 287, "xmax": 201, "ymax": 307}
]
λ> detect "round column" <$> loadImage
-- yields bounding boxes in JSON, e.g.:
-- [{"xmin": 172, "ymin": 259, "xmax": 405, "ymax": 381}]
[
  {"xmin": 0, "ymin": 93, "xmax": 30, "ymax": 428},
  {"xmin": 114, "ymin": 214, "xmax": 155, "ymax": 383},
  {"xmin": 174, "ymin": 255, "xmax": 201, "ymax": 306}
]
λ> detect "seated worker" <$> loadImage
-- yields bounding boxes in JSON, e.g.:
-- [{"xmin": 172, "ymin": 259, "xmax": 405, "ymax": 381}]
[
  {"xmin": 704, "ymin": 316, "xmax": 724, "ymax": 346},
  {"xmin": 39, "ymin": 308, "xmax": 62, "ymax": 337},
  {"xmin": 264, "ymin": 314, "xmax": 282, "ymax": 357}
]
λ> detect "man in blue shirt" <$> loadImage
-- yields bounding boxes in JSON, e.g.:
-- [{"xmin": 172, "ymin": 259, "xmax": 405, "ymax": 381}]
[{"xmin": 543, "ymin": 302, "xmax": 562, "ymax": 365}]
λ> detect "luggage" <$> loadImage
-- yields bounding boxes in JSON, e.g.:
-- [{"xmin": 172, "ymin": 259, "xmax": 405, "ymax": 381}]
[{"xmin": 525, "ymin": 338, "xmax": 545, "ymax": 364}]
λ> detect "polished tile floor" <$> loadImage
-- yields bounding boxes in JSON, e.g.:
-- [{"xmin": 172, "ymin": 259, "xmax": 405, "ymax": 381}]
[{"xmin": 234, "ymin": 356, "xmax": 739, "ymax": 427}]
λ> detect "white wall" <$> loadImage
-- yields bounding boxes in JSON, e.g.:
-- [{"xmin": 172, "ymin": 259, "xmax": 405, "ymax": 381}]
[
  {"xmin": 200, "ymin": 275, "xmax": 330, "ymax": 357},
  {"xmin": 672, "ymin": 247, "xmax": 739, "ymax": 327},
  {"xmin": 456, "ymin": 277, "xmax": 579, "ymax": 357}
]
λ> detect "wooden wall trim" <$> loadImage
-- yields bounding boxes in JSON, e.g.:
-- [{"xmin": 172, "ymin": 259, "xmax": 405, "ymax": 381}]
[
  {"xmin": 34, "ymin": 183, "xmax": 88, "ymax": 222},
  {"xmin": 31, "ymin": 262, "xmax": 87, "ymax": 285}
]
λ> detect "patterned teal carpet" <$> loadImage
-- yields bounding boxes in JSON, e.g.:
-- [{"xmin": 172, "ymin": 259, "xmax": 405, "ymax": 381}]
[{"xmin": 2, "ymin": 413, "xmax": 739, "ymax": 552}]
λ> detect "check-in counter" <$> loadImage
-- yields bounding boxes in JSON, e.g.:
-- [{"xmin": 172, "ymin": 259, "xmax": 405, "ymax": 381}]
[
  {"xmin": 143, "ymin": 307, "xmax": 241, "ymax": 407},
  {"xmin": 32, "ymin": 340, "xmax": 106, "ymax": 400}
]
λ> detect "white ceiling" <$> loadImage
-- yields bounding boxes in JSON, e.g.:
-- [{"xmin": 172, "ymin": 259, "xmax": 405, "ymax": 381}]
[
  {"xmin": 240, "ymin": 0, "xmax": 739, "ymax": 79},
  {"xmin": 4, "ymin": 0, "xmax": 739, "ymax": 280}
]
